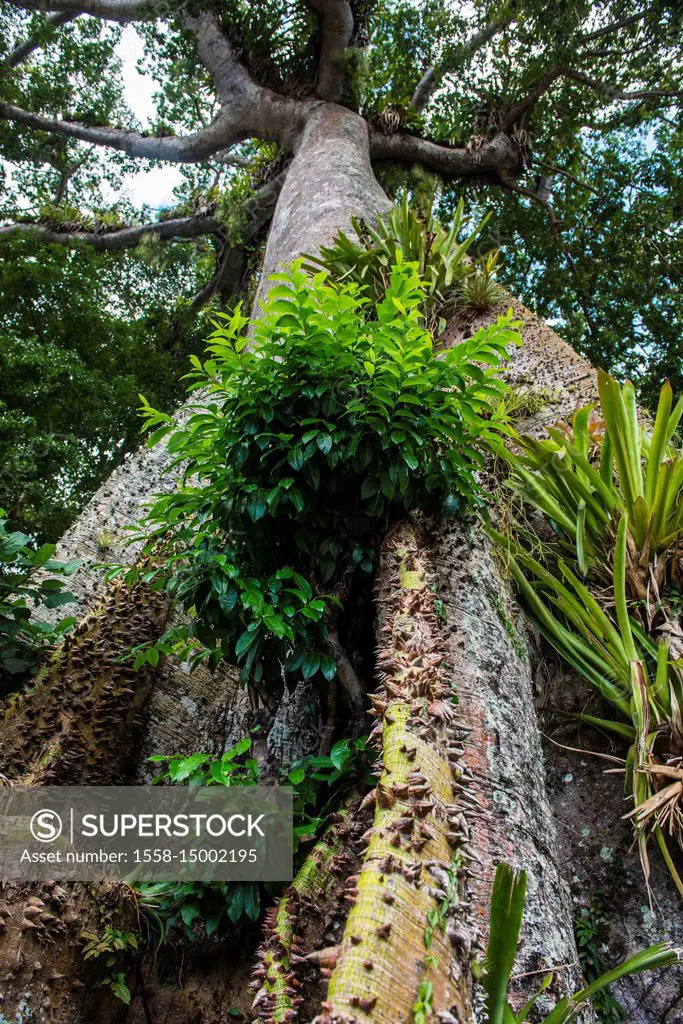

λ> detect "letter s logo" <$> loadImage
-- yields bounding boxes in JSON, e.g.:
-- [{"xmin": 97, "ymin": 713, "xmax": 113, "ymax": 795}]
[{"xmin": 30, "ymin": 809, "xmax": 63, "ymax": 843}]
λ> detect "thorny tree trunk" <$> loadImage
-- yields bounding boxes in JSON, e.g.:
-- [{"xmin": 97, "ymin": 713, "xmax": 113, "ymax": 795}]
[{"xmin": 0, "ymin": 102, "xmax": 668, "ymax": 1022}]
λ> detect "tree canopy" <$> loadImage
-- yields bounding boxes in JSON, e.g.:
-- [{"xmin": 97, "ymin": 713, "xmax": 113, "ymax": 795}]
[{"xmin": 0, "ymin": 0, "xmax": 681, "ymax": 538}]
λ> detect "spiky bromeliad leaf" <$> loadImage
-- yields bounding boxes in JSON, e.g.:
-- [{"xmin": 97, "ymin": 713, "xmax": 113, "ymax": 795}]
[
  {"xmin": 485, "ymin": 863, "xmax": 681, "ymax": 1023},
  {"xmin": 540, "ymin": 942, "xmax": 682, "ymax": 1024},
  {"xmin": 484, "ymin": 863, "xmax": 527, "ymax": 1024},
  {"xmin": 489, "ymin": 373, "xmax": 683, "ymax": 894},
  {"xmin": 302, "ymin": 195, "xmax": 494, "ymax": 330}
]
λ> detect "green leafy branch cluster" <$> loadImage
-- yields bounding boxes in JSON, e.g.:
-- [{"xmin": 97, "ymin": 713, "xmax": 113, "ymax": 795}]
[
  {"xmin": 0, "ymin": 509, "xmax": 77, "ymax": 691},
  {"xmin": 490, "ymin": 371, "xmax": 683, "ymax": 894},
  {"xmin": 118, "ymin": 257, "xmax": 519, "ymax": 699},
  {"xmin": 80, "ymin": 927, "xmax": 139, "ymax": 1006},
  {"xmin": 134, "ymin": 734, "xmax": 370, "ymax": 940},
  {"xmin": 286, "ymin": 736, "xmax": 371, "ymax": 845}
]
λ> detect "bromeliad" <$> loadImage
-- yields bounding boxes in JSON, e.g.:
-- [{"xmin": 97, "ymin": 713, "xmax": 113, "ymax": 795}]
[{"xmin": 490, "ymin": 372, "xmax": 683, "ymax": 896}]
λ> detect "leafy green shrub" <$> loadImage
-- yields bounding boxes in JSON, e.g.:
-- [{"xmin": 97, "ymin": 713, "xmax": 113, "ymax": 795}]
[
  {"xmin": 489, "ymin": 372, "xmax": 683, "ymax": 894},
  {"xmin": 135, "ymin": 734, "xmax": 370, "ymax": 940},
  {"xmin": 0, "ymin": 510, "xmax": 77, "ymax": 692},
  {"xmin": 119, "ymin": 259, "xmax": 519, "ymax": 703},
  {"xmin": 148, "ymin": 735, "xmax": 261, "ymax": 788},
  {"xmin": 483, "ymin": 863, "xmax": 680, "ymax": 1024},
  {"xmin": 303, "ymin": 195, "xmax": 496, "ymax": 331},
  {"xmin": 286, "ymin": 736, "xmax": 371, "ymax": 844},
  {"xmin": 135, "ymin": 877, "xmax": 262, "ymax": 943}
]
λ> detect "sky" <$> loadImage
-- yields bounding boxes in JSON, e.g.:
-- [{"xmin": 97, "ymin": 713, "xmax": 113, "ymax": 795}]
[{"xmin": 113, "ymin": 26, "xmax": 184, "ymax": 211}]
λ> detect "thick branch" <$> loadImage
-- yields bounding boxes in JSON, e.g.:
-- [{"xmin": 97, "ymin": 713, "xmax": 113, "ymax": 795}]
[
  {"xmin": 411, "ymin": 16, "xmax": 512, "ymax": 113},
  {"xmin": 2, "ymin": 170, "xmax": 283, "ymax": 259},
  {"xmin": 6, "ymin": 11, "xmax": 75, "ymax": 67},
  {"xmin": 370, "ymin": 129, "xmax": 522, "ymax": 181},
  {"xmin": 0, "ymin": 212, "xmax": 221, "ymax": 249},
  {"xmin": 183, "ymin": 11, "xmax": 308, "ymax": 145},
  {"xmin": 309, "ymin": 0, "xmax": 354, "ymax": 103},
  {"xmin": 499, "ymin": 67, "xmax": 564, "ymax": 130},
  {"xmin": 185, "ymin": 9, "xmax": 256, "ymax": 108},
  {"xmin": 7, "ymin": 0, "xmax": 149, "ymax": 21},
  {"xmin": 0, "ymin": 101, "xmax": 239, "ymax": 160}
]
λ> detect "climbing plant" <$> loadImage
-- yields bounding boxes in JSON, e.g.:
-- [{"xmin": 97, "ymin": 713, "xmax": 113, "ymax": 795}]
[{"xmin": 115, "ymin": 258, "xmax": 520, "ymax": 710}]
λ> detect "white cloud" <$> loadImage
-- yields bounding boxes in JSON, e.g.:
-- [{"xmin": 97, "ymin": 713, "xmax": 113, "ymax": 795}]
[
  {"xmin": 104, "ymin": 165, "xmax": 183, "ymax": 211},
  {"xmin": 116, "ymin": 26, "xmax": 157, "ymax": 125},
  {"xmin": 113, "ymin": 26, "xmax": 184, "ymax": 211}
]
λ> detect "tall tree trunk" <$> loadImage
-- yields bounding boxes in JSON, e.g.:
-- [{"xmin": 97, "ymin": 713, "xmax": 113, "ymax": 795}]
[{"xmin": 1, "ymin": 105, "xmax": 594, "ymax": 1020}]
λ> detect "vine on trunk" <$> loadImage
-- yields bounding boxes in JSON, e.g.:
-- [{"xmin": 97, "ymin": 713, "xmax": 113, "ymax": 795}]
[{"xmin": 117, "ymin": 257, "xmax": 520, "ymax": 719}]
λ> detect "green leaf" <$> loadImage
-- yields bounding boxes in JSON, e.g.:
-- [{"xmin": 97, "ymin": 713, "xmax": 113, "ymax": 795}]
[
  {"xmin": 174, "ymin": 754, "xmax": 210, "ymax": 781},
  {"xmin": 484, "ymin": 864, "xmax": 527, "ymax": 1024},
  {"xmin": 181, "ymin": 902, "xmax": 200, "ymax": 927},
  {"xmin": 287, "ymin": 447, "xmax": 304, "ymax": 470},
  {"xmin": 302, "ymin": 650, "xmax": 321, "ymax": 679},
  {"xmin": 235, "ymin": 630, "xmax": 258, "ymax": 659}
]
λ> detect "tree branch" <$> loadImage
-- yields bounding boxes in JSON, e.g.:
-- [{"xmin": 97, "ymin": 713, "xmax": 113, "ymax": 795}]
[
  {"xmin": 370, "ymin": 129, "xmax": 522, "ymax": 181},
  {"xmin": 184, "ymin": 9, "xmax": 255, "ymax": 108},
  {"xmin": 411, "ymin": 15, "xmax": 513, "ymax": 113},
  {"xmin": 578, "ymin": 12, "xmax": 647, "ymax": 44},
  {"xmin": 7, "ymin": 9, "xmax": 308, "ymax": 163},
  {"xmin": 309, "ymin": 0, "xmax": 354, "ymax": 103},
  {"xmin": 560, "ymin": 68, "xmax": 683, "ymax": 102},
  {"xmin": 184, "ymin": 10, "xmax": 308, "ymax": 145},
  {"xmin": 0, "ymin": 212, "xmax": 222, "ymax": 249},
  {"xmin": 499, "ymin": 67, "xmax": 565, "ymax": 130},
  {"xmin": 0, "ymin": 101, "xmax": 243, "ymax": 161},
  {"xmin": 499, "ymin": 65, "xmax": 681, "ymax": 132},
  {"xmin": 6, "ymin": 11, "xmax": 75, "ymax": 67},
  {"xmin": 0, "ymin": 171, "xmax": 284, "ymax": 257},
  {"xmin": 534, "ymin": 157, "xmax": 600, "ymax": 196},
  {"xmin": 7, "ymin": 0, "xmax": 150, "ymax": 22}
]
